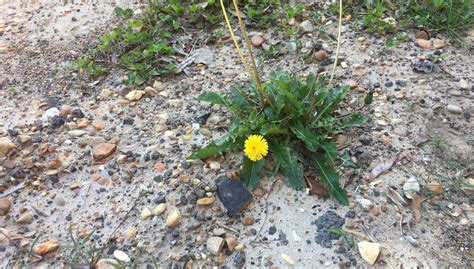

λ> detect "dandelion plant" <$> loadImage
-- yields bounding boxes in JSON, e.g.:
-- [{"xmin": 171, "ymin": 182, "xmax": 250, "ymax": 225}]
[{"xmin": 189, "ymin": 0, "xmax": 366, "ymax": 205}]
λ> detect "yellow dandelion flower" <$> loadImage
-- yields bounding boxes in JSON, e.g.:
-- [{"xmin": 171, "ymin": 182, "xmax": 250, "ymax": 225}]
[{"xmin": 244, "ymin": 134, "xmax": 268, "ymax": 161}]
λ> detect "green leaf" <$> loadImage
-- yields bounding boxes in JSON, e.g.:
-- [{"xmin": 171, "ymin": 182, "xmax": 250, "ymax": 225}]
[
  {"xmin": 242, "ymin": 156, "xmax": 265, "ymax": 190},
  {"xmin": 321, "ymin": 141, "xmax": 338, "ymax": 165},
  {"xmin": 261, "ymin": 124, "xmax": 289, "ymax": 135},
  {"xmin": 314, "ymin": 155, "xmax": 349, "ymax": 205},
  {"xmin": 196, "ymin": 92, "xmax": 229, "ymax": 107},
  {"xmin": 364, "ymin": 91, "xmax": 373, "ymax": 105},
  {"xmin": 338, "ymin": 113, "xmax": 368, "ymax": 129},
  {"xmin": 269, "ymin": 141, "xmax": 305, "ymax": 191},
  {"xmin": 290, "ymin": 123, "xmax": 320, "ymax": 152},
  {"xmin": 188, "ymin": 138, "xmax": 239, "ymax": 160}
]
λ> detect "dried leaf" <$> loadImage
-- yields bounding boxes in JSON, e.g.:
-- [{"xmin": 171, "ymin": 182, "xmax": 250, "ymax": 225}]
[
  {"xmin": 411, "ymin": 194, "xmax": 422, "ymax": 222},
  {"xmin": 368, "ymin": 156, "xmax": 397, "ymax": 180},
  {"xmin": 305, "ymin": 176, "xmax": 329, "ymax": 197}
]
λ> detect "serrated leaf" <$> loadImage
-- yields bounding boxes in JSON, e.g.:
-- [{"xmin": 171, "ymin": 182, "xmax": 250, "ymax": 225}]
[
  {"xmin": 314, "ymin": 155, "xmax": 349, "ymax": 205},
  {"xmin": 338, "ymin": 112, "xmax": 368, "ymax": 129},
  {"xmin": 188, "ymin": 138, "xmax": 239, "ymax": 160},
  {"xmin": 290, "ymin": 123, "xmax": 320, "ymax": 152},
  {"xmin": 242, "ymin": 156, "xmax": 264, "ymax": 190},
  {"xmin": 195, "ymin": 92, "xmax": 229, "ymax": 107},
  {"xmin": 321, "ymin": 141, "xmax": 337, "ymax": 165},
  {"xmin": 269, "ymin": 141, "xmax": 305, "ymax": 191}
]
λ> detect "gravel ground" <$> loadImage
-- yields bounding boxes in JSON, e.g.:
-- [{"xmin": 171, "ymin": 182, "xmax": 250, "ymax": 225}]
[{"xmin": 0, "ymin": 1, "xmax": 473, "ymax": 268}]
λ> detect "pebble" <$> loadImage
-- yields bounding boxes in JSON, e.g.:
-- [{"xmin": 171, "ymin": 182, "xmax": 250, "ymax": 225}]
[
  {"xmin": 299, "ymin": 20, "xmax": 313, "ymax": 33},
  {"xmin": 459, "ymin": 79, "xmax": 469, "ymax": 90},
  {"xmin": 426, "ymin": 181, "xmax": 443, "ymax": 193},
  {"xmin": 113, "ymin": 250, "xmax": 131, "ymax": 263},
  {"xmin": 96, "ymin": 259, "xmax": 119, "ymax": 269},
  {"xmin": 314, "ymin": 50, "xmax": 328, "ymax": 60},
  {"xmin": 459, "ymin": 218, "xmax": 469, "ymax": 226},
  {"xmin": 251, "ymin": 34, "xmax": 264, "ymax": 47},
  {"xmin": 197, "ymin": 197, "xmax": 215, "ymax": 206},
  {"xmin": 166, "ymin": 207, "xmax": 181, "ymax": 228},
  {"xmin": 68, "ymin": 130, "xmax": 87, "ymax": 137},
  {"xmin": 0, "ymin": 198, "xmax": 11, "ymax": 216},
  {"xmin": 225, "ymin": 236, "xmax": 237, "ymax": 252},
  {"xmin": 357, "ymin": 241, "xmax": 381, "ymax": 265},
  {"xmin": 281, "ymin": 253, "xmax": 295, "ymax": 265},
  {"xmin": 242, "ymin": 215, "xmax": 255, "ymax": 226},
  {"xmin": 357, "ymin": 198, "xmax": 374, "ymax": 211},
  {"xmin": 415, "ymin": 30, "xmax": 429, "ymax": 40},
  {"xmin": 34, "ymin": 241, "xmax": 60, "ymax": 255},
  {"xmin": 16, "ymin": 211, "xmax": 33, "ymax": 224},
  {"xmin": 153, "ymin": 203, "xmax": 166, "ymax": 215},
  {"xmin": 139, "ymin": 207, "xmax": 152, "ymax": 220},
  {"xmin": 216, "ymin": 179, "xmax": 253, "ymax": 216},
  {"xmin": 450, "ymin": 90, "xmax": 462, "ymax": 97},
  {"xmin": 447, "ymin": 104, "xmax": 463, "ymax": 114},
  {"xmin": 371, "ymin": 207, "xmax": 381, "ymax": 216},
  {"xmin": 433, "ymin": 39, "xmax": 445, "ymax": 49},
  {"xmin": 206, "ymin": 236, "xmax": 224, "ymax": 255},
  {"xmin": 125, "ymin": 228, "xmax": 137, "ymax": 240},
  {"xmin": 93, "ymin": 143, "xmax": 117, "ymax": 160},
  {"xmin": 0, "ymin": 137, "xmax": 16, "ymax": 157},
  {"xmin": 60, "ymin": 105, "xmax": 72, "ymax": 117},
  {"xmin": 99, "ymin": 89, "xmax": 113, "ymax": 100},
  {"xmin": 125, "ymin": 90, "xmax": 145, "ymax": 101},
  {"xmin": 417, "ymin": 39, "xmax": 431, "ymax": 49}
]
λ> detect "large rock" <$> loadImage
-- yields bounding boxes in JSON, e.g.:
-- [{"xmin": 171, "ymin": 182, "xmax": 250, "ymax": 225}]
[
  {"xmin": 0, "ymin": 137, "xmax": 16, "ymax": 157},
  {"xmin": 216, "ymin": 179, "xmax": 253, "ymax": 216},
  {"xmin": 0, "ymin": 198, "xmax": 11, "ymax": 216},
  {"xmin": 93, "ymin": 143, "xmax": 117, "ymax": 160},
  {"xmin": 357, "ymin": 241, "xmax": 381, "ymax": 265},
  {"xmin": 206, "ymin": 236, "xmax": 224, "ymax": 255}
]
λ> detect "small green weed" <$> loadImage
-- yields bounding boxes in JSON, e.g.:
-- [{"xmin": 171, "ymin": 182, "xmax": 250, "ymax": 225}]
[
  {"xmin": 62, "ymin": 228, "xmax": 109, "ymax": 267},
  {"xmin": 360, "ymin": 0, "xmax": 397, "ymax": 35}
]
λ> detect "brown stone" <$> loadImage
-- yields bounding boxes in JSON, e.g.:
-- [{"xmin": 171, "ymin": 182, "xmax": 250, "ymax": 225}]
[
  {"xmin": 242, "ymin": 215, "xmax": 255, "ymax": 226},
  {"xmin": 0, "ymin": 198, "xmax": 11, "ymax": 216},
  {"xmin": 314, "ymin": 50, "xmax": 328, "ymax": 60},
  {"xmin": 417, "ymin": 39, "xmax": 431, "ymax": 49},
  {"xmin": 34, "ymin": 240, "xmax": 60, "ymax": 255},
  {"xmin": 0, "ymin": 137, "xmax": 16, "ymax": 157},
  {"xmin": 251, "ymin": 34, "xmax": 264, "ymax": 47},
  {"xmin": 415, "ymin": 30, "xmax": 429, "ymax": 40},
  {"xmin": 93, "ymin": 143, "xmax": 117, "ymax": 160},
  {"xmin": 197, "ymin": 197, "xmax": 215, "ymax": 206},
  {"xmin": 371, "ymin": 207, "xmax": 381, "ymax": 216},
  {"xmin": 225, "ymin": 236, "xmax": 237, "ymax": 252},
  {"xmin": 16, "ymin": 211, "xmax": 33, "ymax": 224}
]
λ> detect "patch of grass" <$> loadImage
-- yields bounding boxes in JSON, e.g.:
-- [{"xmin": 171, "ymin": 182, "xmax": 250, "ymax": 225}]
[
  {"xmin": 76, "ymin": 0, "xmax": 306, "ymax": 87},
  {"xmin": 400, "ymin": 0, "xmax": 473, "ymax": 42},
  {"xmin": 62, "ymin": 228, "xmax": 109, "ymax": 267}
]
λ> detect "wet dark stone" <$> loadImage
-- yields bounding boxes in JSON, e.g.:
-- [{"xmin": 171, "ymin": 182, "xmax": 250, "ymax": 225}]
[
  {"xmin": 395, "ymin": 80, "xmax": 407, "ymax": 87},
  {"xmin": 268, "ymin": 226, "xmax": 277, "ymax": 235},
  {"xmin": 314, "ymin": 210, "xmax": 345, "ymax": 248},
  {"xmin": 196, "ymin": 112, "xmax": 211, "ymax": 125},
  {"xmin": 233, "ymin": 251, "xmax": 246, "ymax": 267},
  {"xmin": 462, "ymin": 111, "xmax": 470, "ymax": 120},
  {"xmin": 194, "ymin": 188, "xmax": 205, "ymax": 198},
  {"xmin": 384, "ymin": 81, "xmax": 393, "ymax": 87},
  {"xmin": 216, "ymin": 179, "xmax": 253, "ymax": 217},
  {"xmin": 71, "ymin": 108, "xmax": 85, "ymax": 118},
  {"xmin": 153, "ymin": 175, "xmax": 163, "ymax": 183},
  {"xmin": 7, "ymin": 129, "xmax": 18, "ymax": 137},
  {"xmin": 171, "ymin": 230, "xmax": 179, "ymax": 238},
  {"xmin": 47, "ymin": 98, "xmax": 63, "ymax": 108},
  {"xmin": 412, "ymin": 59, "xmax": 435, "ymax": 73},
  {"xmin": 345, "ymin": 211, "xmax": 356, "ymax": 219},
  {"xmin": 153, "ymin": 193, "xmax": 166, "ymax": 204},
  {"xmin": 50, "ymin": 116, "xmax": 65, "ymax": 129},
  {"xmin": 250, "ymin": 228, "xmax": 257, "ymax": 235},
  {"xmin": 151, "ymin": 151, "xmax": 161, "ymax": 160},
  {"xmin": 278, "ymin": 232, "xmax": 289, "ymax": 245},
  {"xmin": 123, "ymin": 117, "xmax": 134, "ymax": 125},
  {"xmin": 47, "ymin": 175, "xmax": 59, "ymax": 184},
  {"xmin": 373, "ymin": 82, "xmax": 381, "ymax": 88}
]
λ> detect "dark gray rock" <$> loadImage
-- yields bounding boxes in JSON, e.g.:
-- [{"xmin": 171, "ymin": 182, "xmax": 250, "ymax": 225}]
[
  {"xmin": 233, "ymin": 251, "xmax": 246, "ymax": 267},
  {"xmin": 216, "ymin": 179, "xmax": 253, "ymax": 217},
  {"xmin": 314, "ymin": 210, "xmax": 345, "ymax": 248}
]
